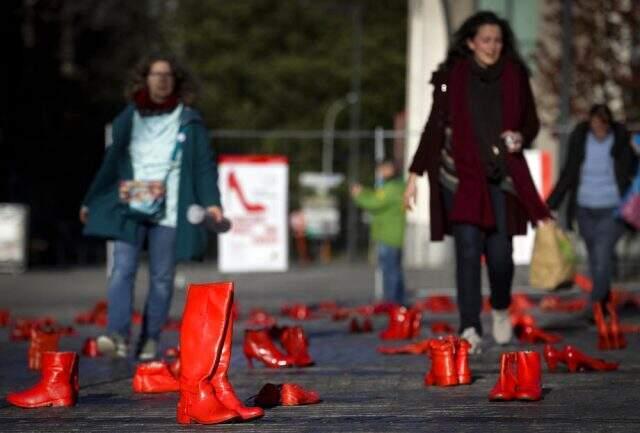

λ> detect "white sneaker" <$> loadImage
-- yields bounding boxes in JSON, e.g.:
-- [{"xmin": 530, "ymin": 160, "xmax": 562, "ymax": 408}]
[
  {"xmin": 137, "ymin": 338, "xmax": 158, "ymax": 361},
  {"xmin": 492, "ymin": 309, "xmax": 513, "ymax": 345},
  {"xmin": 97, "ymin": 334, "xmax": 128, "ymax": 358},
  {"xmin": 460, "ymin": 327, "xmax": 482, "ymax": 354}
]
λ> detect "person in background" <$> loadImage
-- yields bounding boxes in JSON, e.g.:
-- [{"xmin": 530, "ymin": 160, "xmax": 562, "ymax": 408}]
[
  {"xmin": 547, "ymin": 104, "xmax": 637, "ymax": 313},
  {"xmin": 404, "ymin": 11, "xmax": 551, "ymax": 353},
  {"xmin": 351, "ymin": 159, "xmax": 407, "ymax": 305},
  {"xmin": 80, "ymin": 54, "xmax": 223, "ymax": 360}
]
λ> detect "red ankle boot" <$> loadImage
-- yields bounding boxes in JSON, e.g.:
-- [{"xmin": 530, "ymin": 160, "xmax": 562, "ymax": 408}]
[
  {"xmin": 489, "ymin": 352, "xmax": 517, "ymax": 401},
  {"xmin": 177, "ymin": 282, "xmax": 239, "ymax": 425},
  {"xmin": 542, "ymin": 344, "xmax": 566, "ymax": 372},
  {"xmin": 564, "ymin": 345, "xmax": 619, "ymax": 372},
  {"xmin": 379, "ymin": 307, "xmax": 412, "ymax": 340},
  {"xmin": 455, "ymin": 339, "xmax": 472, "ymax": 385},
  {"xmin": 278, "ymin": 326, "xmax": 314, "ymax": 367},
  {"xmin": 28, "ymin": 328, "xmax": 60, "ymax": 370},
  {"xmin": 514, "ymin": 351, "xmax": 542, "ymax": 401},
  {"xmin": 244, "ymin": 329, "xmax": 296, "ymax": 368},
  {"xmin": 7, "ymin": 351, "xmax": 79, "ymax": 408},
  {"xmin": 133, "ymin": 361, "xmax": 179, "ymax": 393},
  {"xmin": 210, "ymin": 285, "xmax": 264, "ymax": 421},
  {"xmin": 515, "ymin": 325, "xmax": 562, "ymax": 344},
  {"xmin": 424, "ymin": 340, "xmax": 457, "ymax": 386}
]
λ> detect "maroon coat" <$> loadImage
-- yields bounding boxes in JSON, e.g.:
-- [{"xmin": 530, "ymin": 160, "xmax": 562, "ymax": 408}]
[{"xmin": 409, "ymin": 58, "xmax": 550, "ymax": 241}]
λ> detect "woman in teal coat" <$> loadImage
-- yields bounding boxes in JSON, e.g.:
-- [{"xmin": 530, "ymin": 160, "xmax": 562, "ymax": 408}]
[{"xmin": 80, "ymin": 55, "xmax": 223, "ymax": 360}]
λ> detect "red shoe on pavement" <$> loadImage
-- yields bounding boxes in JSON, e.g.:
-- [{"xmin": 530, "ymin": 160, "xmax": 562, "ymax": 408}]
[
  {"xmin": 514, "ymin": 351, "xmax": 542, "ymax": 401},
  {"xmin": 133, "ymin": 361, "xmax": 179, "ymax": 393},
  {"xmin": 28, "ymin": 328, "xmax": 60, "ymax": 370},
  {"xmin": 515, "ymin": 325, "xmax": 562, "ymax": 344},
  {"xmin": 489, "ymin": 352, "xmax": 517, "ymax": 401},
  {"xmin": 424, "ymin": 340, "xmax": 457, "ymax": 387},
  {"xmin": 278, "ymin": 326, "xmax": 314, "ymax": 367},
  {"xmin": 244, "ymin": 329, "xmax": 296, "ymax": 369}
]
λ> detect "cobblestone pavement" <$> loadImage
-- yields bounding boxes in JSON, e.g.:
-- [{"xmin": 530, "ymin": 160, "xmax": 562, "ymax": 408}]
[{"xmin": 0, "ymin": 262, "xmax": 639, "ymax": 432}]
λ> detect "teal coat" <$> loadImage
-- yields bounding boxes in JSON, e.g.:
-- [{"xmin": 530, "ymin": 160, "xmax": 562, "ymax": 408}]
[{"xmin": 82, "ymin": 104, "xmax": 220, "ymax": 262}]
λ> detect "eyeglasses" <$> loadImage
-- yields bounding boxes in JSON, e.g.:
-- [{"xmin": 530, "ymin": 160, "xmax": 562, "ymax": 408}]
[{"xmin": 148, "ymin": 72, "xmax": 174, "ymax": 79}]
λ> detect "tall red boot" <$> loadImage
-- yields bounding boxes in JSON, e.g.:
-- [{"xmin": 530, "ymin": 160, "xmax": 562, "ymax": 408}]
[
  {"xmin": 279, "ymin": 326, "xmax": 314, "ymax": 367},
  {"xmin": 606, "ymin": 301, "xmax": 627, "ymax": 350},
  {"xmin": 133, "ymin": 361, "xmax": 179, "ymax": 393},
  {"xmin": 177, "ymin": 283, "xmax": 239, "ymax": 425},
  {"xmin": 210, "ymin": 284, "xmax": 264, "ymax": 421},
  {"xmin": 514, "ymin": 351, "xmax": 542, "ymax": 401},
  {"xmin": 7, "ymin": 352, "xmax": 79, "ymax": 408},
  {"xmin": 489, "ymin": 352, "xmax": 517, "ymax": 401},
  {"xmin": 424, "ymin": 340, "xmax": 457, "ymax": 386},
  {"xmin": 28, "ymin": 328, "xmax": 60, "ymax": 370},
  {"xmin": 244, "ymin": 329, "xmax": 296, "ymax": 368}
]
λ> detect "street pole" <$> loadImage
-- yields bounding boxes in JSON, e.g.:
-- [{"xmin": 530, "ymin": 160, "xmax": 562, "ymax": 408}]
[
  {"xmin": 347, "ymin": 2, "xmax": 363, "ymax": 261},
  {"xmin": 322, "ymin": 92, "xmax": 358, "ymax": 174}
]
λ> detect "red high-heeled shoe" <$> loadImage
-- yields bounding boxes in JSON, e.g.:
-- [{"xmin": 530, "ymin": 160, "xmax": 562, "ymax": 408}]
[
  {"xmin": 542, "ymin": 344, "xmax": 566, "ymax": 372},
  {"xmin": 564, "ymin": 345, "xmax": 618, "ymax": 372},
  {"xmin": 243, "ymin": 329, "xmax": 296, "ymax": 368},
  {"xmin": 279, "ymin": 326, "xmax": 314, "ymax": 367},
  {"xmin": 378, "ymin": 339, "xmax": 432, "ymax": 355},
  {"xmin": 515, "ymin": 325, "xmax": 562, "ymax": 344}
]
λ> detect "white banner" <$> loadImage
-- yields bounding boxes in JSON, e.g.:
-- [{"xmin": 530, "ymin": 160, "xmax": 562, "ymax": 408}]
[{"xmin": 218, "ymin": 155, "xmax": 288, "ymax": 272}]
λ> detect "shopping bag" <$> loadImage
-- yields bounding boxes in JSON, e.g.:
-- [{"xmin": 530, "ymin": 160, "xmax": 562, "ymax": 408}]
[
  {"xmin": 619, "ymin": 167, "xmax": 640, "ymax": 229},
  {"xmin": 529, "ymin": 221, "xmax": 577, "ymax": 291}
]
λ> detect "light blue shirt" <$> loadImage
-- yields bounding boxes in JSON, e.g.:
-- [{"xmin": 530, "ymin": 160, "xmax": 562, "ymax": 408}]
[
  {"xmin": 577, "ymin": 131, "xmax": 620, "ymax": 208},
  {"xmin": 130, "ymin": 104, "xmax": 183, "ymax": 227}
]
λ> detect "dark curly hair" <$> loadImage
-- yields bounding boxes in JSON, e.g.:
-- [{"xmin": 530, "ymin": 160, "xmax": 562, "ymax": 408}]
[
  {"xmin": 439, "ymin": 11, "xmax": 528, "ymax": 73},
  {"xmin": 125, "ymin": 54, "xmax": 197, "ymax": 104}
]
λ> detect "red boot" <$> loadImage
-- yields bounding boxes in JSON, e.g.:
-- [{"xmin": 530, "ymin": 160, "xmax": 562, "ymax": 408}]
[
  {"xmin": 542, "ymin": 344, "xmax": 566, "ymax": 372},
  {"xmin": 81, "ymin": 338, "xmax": 101, "ymax": 358},
  {"xmin": 379, "ymin": 306, "xmax": 412, "ymax": 340},
  {"xmin": 515, "ymin": 325, "xmax": 562, "ymax": 344},
  {"xmin": 409, "ymin": 309, "xmax": 422, "ymax": 338},
  {"xmin": 210, "ymin": 285, "xmax": 264, "ymax": 421},
  {"xmin": 7, "ymin": 352, "xmax": 79, "ymax": 408},
  {"xmin": 593, "ymin": 303, "xmax": 611, "ymax": 350},
  {"xmin": 455, "ymin": 339, "xmax": 472, "ymax": 385},
  {"xmin": 564, "ymin": 345, "xmax": 619, "ymax": 372},
  {"xmin": 177, "ymin": 282, "xmax": 239, "ymax": 425},
  {"xmin": 244, "ymin": 329, "xmax": 296, "ymax": 368},
  {"xmin": 133, "ymin": 361, "xmax": 179, "ymax": 393},
  {"xmin": 606, "ymin": 301, "xmax": 627, "ymax": 350},
  {"xmin": 28, "ymin": 328, "xmax": 60, "ymax": 370},
  {"xmin": 278, "ymin": 326, "xmax": 314, "ymax": 367},
  {"xmin": 514, "ymin": 351, "xmax": 542, "ymax": 401},
  {"xmin": 424, "ymin": 340, "xmax": 457, "ymax": 386},
  {"xmin": 349, "ymin": 318, "xmax": 362, "ymax": 333},
  {"xmin": 361, "ymin": 317, "xmax": 373, "ymax": 333},
  {"xmin": 489, "ymin": 352, "xmax": 517, "ymax": 401}
]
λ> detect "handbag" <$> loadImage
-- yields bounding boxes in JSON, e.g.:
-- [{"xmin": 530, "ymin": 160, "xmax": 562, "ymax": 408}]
[
  {"xmin": 619, "ymin": 167, "xmax": 640, "ymax": 229},
  {"xmin": 529, "ymin": 220, "xmax": 577, "ymax": 291},
  {"xmin": 120, "ymin": 135, "xmax": 182, "ymax": 222}
]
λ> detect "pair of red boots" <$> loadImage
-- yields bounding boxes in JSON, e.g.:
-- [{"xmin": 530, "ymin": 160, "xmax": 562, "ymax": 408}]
[
  {"xmin": 7, "ymin": 352, "xmax": 79, "ymax": 408},
  {"xmin": 593, "ymin": 302, "xmax": 626, "ymax": 350},
  {"xmin": 244, "ymin": 325, "xmax": 314, "ymax": 368},
  {"xmin": 379, "ymin": 306, "xmax": 421, "ymax": 340},
  {"xmin": 489, "ymin": 351, "xmax": 541, "ymax": 401},
  {"xmin": 543, "ymin": 344, "xmax": 618, "ymax": 372},
  {"xmin": 424, "ymin": 337, "xmax": 471, "ymax": 386}
]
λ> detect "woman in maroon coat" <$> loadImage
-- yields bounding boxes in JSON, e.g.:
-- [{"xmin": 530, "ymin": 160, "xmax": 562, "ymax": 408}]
[{"xmin": 404, "ymin": 11, "xmax": 550, "ymax": 353}]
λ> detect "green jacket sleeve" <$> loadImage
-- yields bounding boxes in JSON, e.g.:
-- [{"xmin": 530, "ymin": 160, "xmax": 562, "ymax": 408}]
[
  {"xmin": 354, "ymin": 188, "xmax": 394, "ymax": 212},
  {"xmin": 191, "ymin": 122, "xmax": 221, "ymax": 208}
]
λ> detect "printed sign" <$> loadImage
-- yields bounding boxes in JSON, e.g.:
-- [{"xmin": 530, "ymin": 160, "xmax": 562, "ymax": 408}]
[{"xmin": 218, "ymin": 155, "xmax": 288, "ymax": 272}]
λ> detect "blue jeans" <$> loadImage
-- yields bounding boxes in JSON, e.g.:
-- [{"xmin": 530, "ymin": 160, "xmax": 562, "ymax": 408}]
[
  {"xmin": 107, "ymin": 224, "xmax": 177, "ymax": 341},
  {"xmin": 443, "ymin": 183, "xmax": 513, "ymax": 335},
  {"xmin": 576, "ymin": 206, "xmax": 624, "ymax": 303},
  {"xmin": 377, "ymin": 243, "xmax": 405, "ymax": 305}
]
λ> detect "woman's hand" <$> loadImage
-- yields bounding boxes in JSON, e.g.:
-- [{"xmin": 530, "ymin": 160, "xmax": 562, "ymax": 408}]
[
  {"xmin": 350, "ymin": 184, "xmax": 363, "ymax": 197},
  {"xmin": 79, "ymin": 206, "xmax": 89, "ymax": 224},
  {"xmin": 206, "ymin": 206, "xmax": 223, "ymax": 223},
  {"xmin": 404, "ymin": 173, "xmax": 418, "ymax": 211},
  {"xmin": 501, "ymin": 130, "xmax": 523, "ymax": 153}
]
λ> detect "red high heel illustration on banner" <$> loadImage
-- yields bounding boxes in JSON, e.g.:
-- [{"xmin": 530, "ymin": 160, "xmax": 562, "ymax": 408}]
[{"xmin": 228, "ymin": 171, "xmax": 265, "ymax": 213}]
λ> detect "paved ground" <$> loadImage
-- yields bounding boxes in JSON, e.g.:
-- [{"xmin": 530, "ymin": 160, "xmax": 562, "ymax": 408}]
[{"xmin": 0, "ymin": 262, "xmax": 639, "ymax": 432}]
